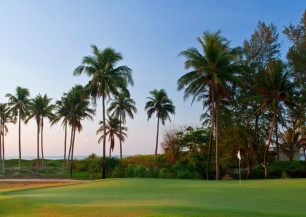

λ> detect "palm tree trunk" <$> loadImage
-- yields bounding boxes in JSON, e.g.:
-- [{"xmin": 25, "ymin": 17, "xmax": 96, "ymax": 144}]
[
  {"xmin": 119, "ymin": 114, "xmax": 122, "ymax": 159},
  {"xmin": 109, "ymin": 145, "xmax": 112, "ymax": 157},
  {"xmin": 155, "ymin": 118, "xmax": 160, "ymax": 156},
  {"xmin": 2, "ymin": 123, "xmax": 5, "ymax": 174},
  {"xmin": 215, "ymin": 97, "xmax": 220, "ymax": 180},
  {"xmin": 40, "ymin": 119, "xmax": 44, "ymax": 169},
  {"xmin": 36, "ymin": 118, "xmax": 40, "ymax": 173},
  {"xmin": 275, "ymin": 119, "xmax": 279, "ymax": 160},
  {"xmin": 18, "ymin": 111, "xmax": 21, "ymax": 167},
  {"xmin": 206, "ymin": 96, "xmax": 214, "ymax": 180},
  {"xmin": 67, "ymin": 126, "xmax": 74, "ymax": 167},
  {"xmin": 102, "ymin": 93, "xmax": 106, "ymax": 179},
  {"xmin": 264, "ymin": 110, "xmax": 277, "ymax": 179},
  {"xmin": 70, "ymin": 126, "xmax": 76, "ymax": 178},
  {"xmin": 64, "ymin": 123, "xmax": 67, "ymax": 167}
]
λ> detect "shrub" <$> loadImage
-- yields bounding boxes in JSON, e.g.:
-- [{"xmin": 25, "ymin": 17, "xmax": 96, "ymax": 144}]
[
  {"xmin": 135, "ymin": 165, "xmax": 150, "ymax": 177},
  {"xmin": 125, "ymin": 164, "xmax": 137, "ymax": 177}
]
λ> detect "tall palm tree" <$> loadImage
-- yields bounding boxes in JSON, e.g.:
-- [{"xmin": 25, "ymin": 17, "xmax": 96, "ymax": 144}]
[
  {"xmin": 26, "ymin": 94, "xmax": 45, "ymax": 173},
  {"xmin": 73, "ymin": 45, "xmax": 133, "ymax": 179},
  {"xmin": 145, "ymin": 89, "xmax": 175, "ymax": 156},
  {"xmin": 0, "ymin": 103, "xmax": 16, "ymax": 174},
  {"xmin": 255, "ymin": 60, "xmax": 293, "ymax": 178},
  {"xmin": 107, "ymin": 91, "xmax": 137, "ymax": 159},
  {"xmin": 51, "ymin": 95, "xmax": 71, "ymax": 167},
  {"xmin": 97, "ymin": 115, "xmax": 127, "ymax": 157},
  {"xmin": 65, "ymin": 85, "xmax": 95, "ymax": 178},
  {"xmin": 6, "ymin": 87, "xmax": 30, "ymax": 167},
  {"xmin": 39, "ymin": 94, "xmax": 55, "ymax": 168},
  {"xmin": 177, "ymin": 31, "xmax": 242, "ymax": 180}
]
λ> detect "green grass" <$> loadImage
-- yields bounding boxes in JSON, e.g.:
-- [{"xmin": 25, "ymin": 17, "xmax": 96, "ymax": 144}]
[{"xmin": 0, "ymin": 178, "xmax": 306, "ymax": 217}]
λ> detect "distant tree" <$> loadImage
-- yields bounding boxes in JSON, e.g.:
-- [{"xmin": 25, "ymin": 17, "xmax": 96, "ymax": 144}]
[
  {"xmin": 0, "ymin": 103, "xmax": 16, "ymax": 174},
  {"xmin": 243, "ymin": 21, "xmax": 282, "ymax": 159},
  {"xmin": 65, "ymin": 85, "xmax": 95, "ymax": 178},
  {"xmin": 39, "ymin": 94, "xmax": 55, "ymax": 168},
  {"xmin": 255, "ymin": 60, "xmax": 293, "ymax": 178},
  {"xmin": 145, "ymin": 89, "xmax": 175, "ymax": 156},
  {"xmin": 26, "ymin": 94, "xmax": 46, "ymax": 173},
  {"xmin": 96, "ymin": 115, "xmax": 127, "ymax": 157},
  {"xmin": 74, "ymin": 45, "xmax": 133, "ymax": 179},
  {"xmin": 6, "ymin": 87, "xmax": 30, "ymax": 167},
  {"xmin": 107, "ymin": 91, "xmax": 137, "ymax": 159},
  {"xmin": 178, "ymin": 31, "xmax": 242, "ymax": 180},
  {"xmin": 244, "ymin": 21, "xmax": 280, "ymax": 72},
  {"xmin": 51, "ymin": 95, "xmax": 71, "ymax": 167}
]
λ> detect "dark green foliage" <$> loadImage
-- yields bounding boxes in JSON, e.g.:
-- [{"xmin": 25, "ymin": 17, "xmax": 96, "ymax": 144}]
[{"xmin": 269, "ymin": 161, "xmax": 306, "ymax": 178}]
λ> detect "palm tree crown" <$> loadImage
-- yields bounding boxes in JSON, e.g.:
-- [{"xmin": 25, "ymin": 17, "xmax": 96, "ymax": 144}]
[
  {"xmin": 145, "ymin": 89, "xmax": 175, "ymax": 156},
  {"xmin": 97, "ymin": 115, "xmax": 127, "ymax": 157},
  {"xmin": 107, "ymin": 91, "xmax": 137, "ymax": 159},
  {"xmin": 73, "ymin": 44, "xmax": 133, "ymax": 179},
  {"xmin": 177, "ymin": 31, "xmax": 243, "ymax": 180},
  {"xmin": 6, "ymin": 86, "xmax": 30, "ymax": 167}
]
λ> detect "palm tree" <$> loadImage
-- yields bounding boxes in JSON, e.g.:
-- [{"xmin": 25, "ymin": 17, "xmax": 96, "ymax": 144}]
[
  {"xmin": 97, "ymin": 115, "xmax": 127, "ymax": 157},
  {"xmin": 145, "ymin": 89, "xmax": 175, "ymax": 156},
  {"xmin": 65, "ymin": 85, "xmax": 95, "ymax": 178},
  {"xmin": 6, "ymin": 86, "xmax": 30, "ymax": 167},
  {"xmin": 177, "ymin": 31, "xmax": 242, "ymax": 180},
  {"xmin": 255, "ymin": 60, "xmax": 293, "ymax": 178},
  {"xmin": 39, "ymin": 94, "xmax": 55, "ymax": 168},
  {"xmin": 73, "ymin": 45, "xmax": 133, "ymax": 179},
  {"xmin": 51, "ymin": 95, "xmax": 71, "ymax": 167},
  {"xmin": 26, "ymin": 94, "xmax": 45, "ymax": 173},
  {"xmin": 0, "ymin": 103, "xmax": 16, "ymax": 174},
  {"xmin": 107, "ymin": 91, "xmax": 137, "ymax": 159}
]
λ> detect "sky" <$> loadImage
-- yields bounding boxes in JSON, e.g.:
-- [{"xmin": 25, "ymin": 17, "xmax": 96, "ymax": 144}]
[{"xmin": 0, "ymin": 1, "xmax": 305, "ymax": 158}]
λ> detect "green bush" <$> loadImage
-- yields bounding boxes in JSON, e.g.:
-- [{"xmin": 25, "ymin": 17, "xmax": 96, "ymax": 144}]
[
  {"xmin": 125, "ymin": 164, "xmax": 137, "ymax": 177},
  {"xmin": 112, "ymin": 166, "xmax": 125, "ymax": 178},
  {"xmin": 135, "ymin": 165, "xmax": 150, "ymax": 177},
  {"xmin": 159, "ymin": 167, "xmax": 172, "ymax": 178}
]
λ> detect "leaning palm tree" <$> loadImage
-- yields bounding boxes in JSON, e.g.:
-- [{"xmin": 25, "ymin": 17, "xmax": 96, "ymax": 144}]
[
  {"xmin": 65, "ymin": 85, "xmax": 95, "ymax": 178},
  {"xmin": 6, "ymin": 87, "xmax": 30, "ymax": 167},
  {"xmin": 51, "ymin": 95, "xmax": 71, "ymax": 167},
  {"xmin": 0, "ymin": 103, "xmax": 16, "ymax": 174},
  {"xmin": 177, "ymin": 31, "xmax": 242, "ymax": 180},
  {"xmin": 255, "ymin": 60, "xmax": 293, "ymax": 178},
  {"xmin": 26, "ymin": 94, "xmax": 45, "ymax": 173},
  {"xmin": 145, "ymin": 89, "xmax": 175, "ymax": 156},
  {"xmin": 107, "ymin": 91, "xmax": 137, "ymax": 159},
  {"xmin": 73, "ymin": 45, "xmax": 133, "ymax": 179},
  {"xmin": 97, "ymin": 115, "xmax": 127, "ymax": 157},
  {"xmin": 39, "ymin": 94, "xmax": 55, "ymax": 168}
]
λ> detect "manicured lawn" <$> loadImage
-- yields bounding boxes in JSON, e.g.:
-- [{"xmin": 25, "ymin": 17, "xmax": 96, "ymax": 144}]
[{"xmin": 0, "ymin": 178, "xmax": 305, "ymax": 217}]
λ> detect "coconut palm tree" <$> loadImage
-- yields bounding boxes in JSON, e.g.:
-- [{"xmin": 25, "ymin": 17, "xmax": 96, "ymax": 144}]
[
  {"xmin": 39, "ymin": 94, "xmax": 55, "ymax": 168},
  {"xmin": 0, "ymin": 103, "xmax": 16, "ymax": 174},
  {"xmin": 177, "ymin": 31, "xmax": 242, "ymax": 180},
  {"xmin": 73, "ymin": 45, "xmax": 133, "ymax": 179},
  {"xmin": 51, "ymin": 95, "xmax": 71, "ymax": 167},
  {"xmin": 6, "ymin": 86, "xmax": 30, "ymax": 167},
  {"xmin": 145, "ymin": 89, "xmax": 175, "ymax": 156},
  {"xmin": 26, "ymin": 94, "xmax": 45, "ymax": 173},
  {"xmin": 107, "ymin": 91, "xmax": 137, "ymax": 159},
  {"xmin": 97, "ymin": 115, "xmax": 127, "ymax": 157},
  {"xmin": 65, "ymin": 85, "xmax": 95, "ymax": 178},
  {"xmin": 255, "ymin": 60, "xmax": 293, "ymax": 178}
]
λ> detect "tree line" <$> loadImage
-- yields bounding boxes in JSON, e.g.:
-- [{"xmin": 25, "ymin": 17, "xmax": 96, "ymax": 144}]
[{"xmin": 0, "ymin": 11, "xmax": 305, "ymax": 180}]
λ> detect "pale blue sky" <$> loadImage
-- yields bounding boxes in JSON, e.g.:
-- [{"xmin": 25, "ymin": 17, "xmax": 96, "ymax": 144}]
[{"xmin": 0, "ymin": 1, "xmax": 305, "ymax": 157}]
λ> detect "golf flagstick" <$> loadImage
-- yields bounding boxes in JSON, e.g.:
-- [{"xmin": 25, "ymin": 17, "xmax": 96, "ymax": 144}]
[{"xmin": 237, "ymin": 150, "xmax": 241, "ymax": 185}]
